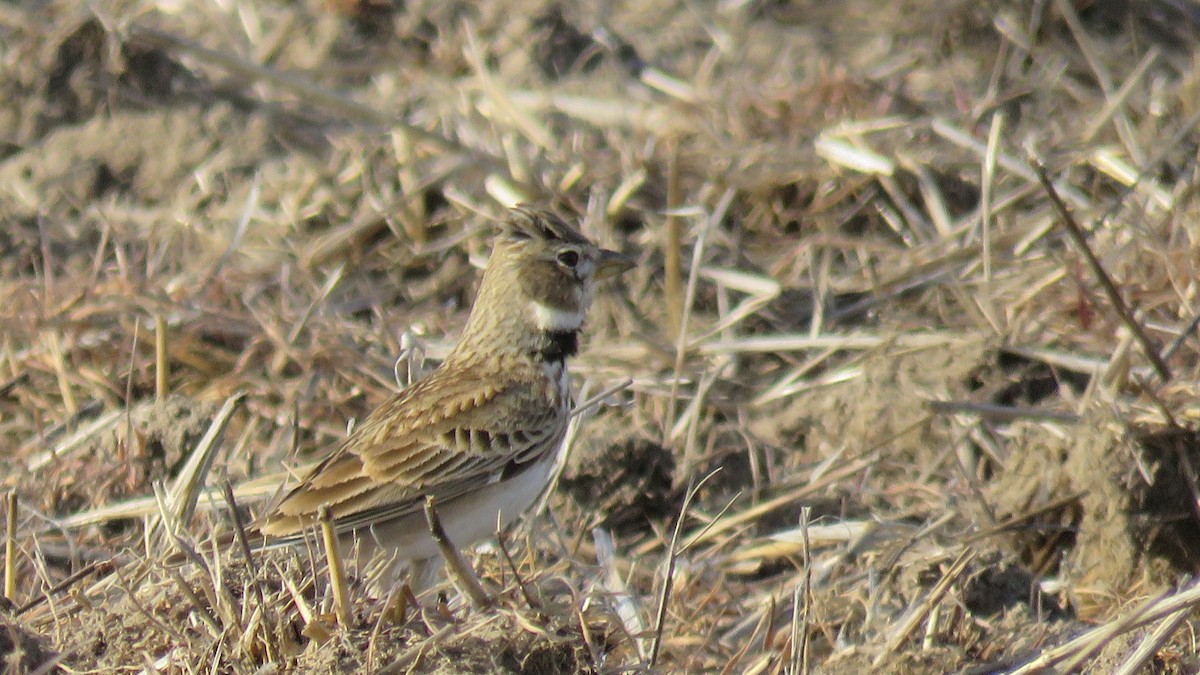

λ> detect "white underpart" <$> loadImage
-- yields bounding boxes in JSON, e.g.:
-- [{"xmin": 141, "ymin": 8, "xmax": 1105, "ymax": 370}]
[
  {"xmin": 543, "ymin": 358, "xmax": 570, "ymax": 407},
  {"xmin": 356, "ymin": 451, "xmax": 559, "ymax": 563},
  {"xmin": 530, "ymin": 300, "xmax": 584, "ymax": 331}
]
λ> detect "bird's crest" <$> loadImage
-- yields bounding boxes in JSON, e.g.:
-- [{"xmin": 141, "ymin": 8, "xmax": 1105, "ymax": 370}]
[{"xmin": 502, "ymin": 205, "xmax": 590, "ymax": 246}]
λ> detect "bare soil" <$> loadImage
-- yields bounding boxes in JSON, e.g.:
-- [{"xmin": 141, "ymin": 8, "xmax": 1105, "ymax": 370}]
[{"xmin": 4, "ymin": 0, "xmax": 1200, "ymax": 672}]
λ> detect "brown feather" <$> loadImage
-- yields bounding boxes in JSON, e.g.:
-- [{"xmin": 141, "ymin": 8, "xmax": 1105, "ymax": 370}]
[{"xmin": 255, "ymin": 206, "xmax": 631, "ymax": 551}]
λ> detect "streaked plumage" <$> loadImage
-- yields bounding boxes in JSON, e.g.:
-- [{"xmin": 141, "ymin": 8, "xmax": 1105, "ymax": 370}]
[{"xmin": 257, "ymin": 206, "xmax": 632, "ymax": 568}]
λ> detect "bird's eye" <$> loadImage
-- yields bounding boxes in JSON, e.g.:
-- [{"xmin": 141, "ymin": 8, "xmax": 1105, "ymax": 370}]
[{"xmin": 556, "ymin": 249, "xmax": 580, "ymax": 268}]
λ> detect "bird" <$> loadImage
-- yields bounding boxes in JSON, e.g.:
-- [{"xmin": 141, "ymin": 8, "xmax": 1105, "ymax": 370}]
[{"xmin": 254, "ymin": 205, "xmax": 633, "ymax": 586}]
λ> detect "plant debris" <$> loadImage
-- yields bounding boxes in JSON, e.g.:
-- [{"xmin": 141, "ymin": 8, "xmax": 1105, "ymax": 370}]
[{"xmin": 4, "ymin": 0, "xmax": 1200, "ymax": 672}]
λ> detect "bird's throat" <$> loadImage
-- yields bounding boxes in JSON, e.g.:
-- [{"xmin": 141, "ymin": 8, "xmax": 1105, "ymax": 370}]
[{"xmin": 530, "ymin": 329, "xmax": 579, "ymax": 362}]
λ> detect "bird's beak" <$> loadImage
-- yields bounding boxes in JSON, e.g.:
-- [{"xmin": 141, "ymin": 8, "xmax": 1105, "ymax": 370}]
[{"xmin": 595, "ymin": 249, "xmax": 635, "ymax": 281}]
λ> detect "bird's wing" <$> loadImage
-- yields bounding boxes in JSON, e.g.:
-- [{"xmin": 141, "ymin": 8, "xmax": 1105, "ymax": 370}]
[{"xmin": 258, "ymin": 369, "xmax": 564, "ymax": 538}]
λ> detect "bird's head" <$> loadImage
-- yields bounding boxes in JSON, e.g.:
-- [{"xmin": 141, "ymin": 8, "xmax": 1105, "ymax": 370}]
[{"xmin": 456, "ymin": 206, "xmax": 633, "ymax": 360}]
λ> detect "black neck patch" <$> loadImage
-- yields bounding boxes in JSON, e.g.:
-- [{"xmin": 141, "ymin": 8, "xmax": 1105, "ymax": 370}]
[{"xmin": 530, "ymin": 329, "xmax": 579, "ymax": 362}]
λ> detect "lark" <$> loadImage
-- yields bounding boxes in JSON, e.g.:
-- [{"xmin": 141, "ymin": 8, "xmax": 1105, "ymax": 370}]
[{"xmin": 257, "ymin": 205, "xmax": 632, "ymax": 581}]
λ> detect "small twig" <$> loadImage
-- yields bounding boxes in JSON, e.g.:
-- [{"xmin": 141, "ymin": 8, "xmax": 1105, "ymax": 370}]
[
  {"xmin": 496, "ymin": 530, "xmax": 540, "ymax": 611},
  {"xmin": 154, "ymin": 314, "xmax": 167, "ymax": 403},
  {"xmin": 165, "ymin": 566, "xmax": 222, "ymax": 638},
  {"xmin": 790, "ymin": 506, "xmax": 814, "ymax": 675},
  {"xmin": 575, "ymin": 594, "xmax": 604, "ymax": 670},
  {"xmin": 123, "ymin": 317, "xmax": 138, "ymax": 433},
  {"xmin": 4, "ymin": 491, "xmax": 16, "ymax": 602},
  {"xmin": 569, "ymin": 378, "xmax": 632, "ymax": 419},
  {"xmin": 396, "ymin": 330, "xmax": 427, "ymax": 389},
  {"xmin": 698, "ymin": 331, "xmax": 967, "ymax": 356},
  {"xmin": 1169, "ymin": 445, "xmax": 1200, "ymax": 525},
  {"xmin": 1032, "ymin": 160, "xmax": 1171, "ymax": 381},
  {"xmin": 1082, "ymin": 46, "xmax": 1161, "ymax": 143},
  {"xmin": 634, "ymin": 445, "xmax": 889, "ymax": 558},
  {"xmin": 423, "ymin": 496, "xmax": 491, "ymax": 609},
  {"xmin": 0, "ymin": 372, "xmax": 29, "ymax": 399},
  {"xmin": 180, "ymin": 544, "xmax": 225, "ymax": 625},
  {"xmin": 931, "ymin": 118, "xmax": 1091, "ymax": 208},
  {"xmin": 981, "ymin": 110, "xmax": 1004, "ymax": 282},
  {"xmin": 664, "ymin": 142, "xmax": 684, "ymax": 338},
  {"xmin": 532, "ymin": 376, "xmax": 621, "ymax": 526},
  {"xmin": 463, "ymin": 21, "xmax": 552, "ymax": 150},
  {"xmin": 1009, "ymin": 583, "xmax": 1194, "ymax": 674},
  {"xmin": 318, "ymin": 506, "xmax": 352, "ymax": 627},
  {"xmin": 127, "ymin": 25, "xmax": 461, "ymax": 152},
  {"xmin": 595, "ymin": 527, "xmax": 647, "ymax": 660},
  {"xmin": 1133, "ymin": 373, "xmax": 1179, "ymax": 428},
  {"xmin": 45, "ymin": 332, "xmax": 77, "ymax": 418},
  {"xmin": 1111, "ymin": 591, "xmax": 1195, "ymax": 675},
  {"xmin": 17, "ymin": 559, "xmax": 112, "ymax": 616},
  {"xmin": 650, "ymin": 468, "xmax": 722, "ymax": 666},
  {"xmin": 1162, "ymin": 313, "xmax": 1200, "ymax": 362},
  {"xmin": 965, "ymin": 491, "xmax": 1086, "ymax": 544},
  {"xmin": 26, "ymin": 408, "xmax": 123, "ymax": 473},
  {"xmin": 113, "ymin": 565, "xmax": 189, "ymax": 644},
  {"xmin": 367, "ymin": 585, "xmax": 401, "ymax": 670},
  {"xmin": 590, "ymin": 25, "xmax": 698, "ymax": 102},
  {"xmin": 220, "ymin": 480, "xmax": 277, "ymax": 662},
  {"xmin": 155, "ymin": 393, "xmax": 246, "ymax": 544},
  {"xmin": 377, "ymin": 623, "xmax": 454, "ymax": 674},
  {"xmin": 665, "ymin": 190, "xmax": 733, "ymax": 440},
  {"xmin": 678, "ymin": 486, "xmax": 740, "ymax": 556},
  {"xmin": 721, "ymin": 597, "xmax": 772, "ymax": 675},
  {"xmin": 272, "ymin": 264, "xmax": 345, "ymax": 375},
  {"xmin": 877, "ymin": 549, "xmax": 975, "ymax": 663},
  {"xmin": 925, "ymin": 399, "xmax": 1080, "ymax": 424}
]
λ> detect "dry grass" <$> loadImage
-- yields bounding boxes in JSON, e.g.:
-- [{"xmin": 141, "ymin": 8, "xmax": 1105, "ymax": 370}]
[{"xmin": 4, "ymin": 0, "xmax": 1200, "ymax": 672}]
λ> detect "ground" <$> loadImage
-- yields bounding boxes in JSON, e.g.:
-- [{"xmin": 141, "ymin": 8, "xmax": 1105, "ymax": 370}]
[{"xmin": 3, "ymin": 0, "xmax": 1200, "ymax": 672}]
